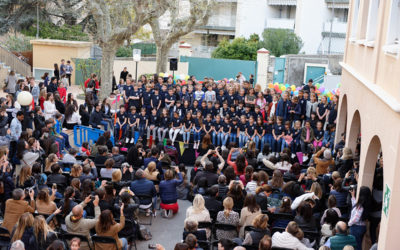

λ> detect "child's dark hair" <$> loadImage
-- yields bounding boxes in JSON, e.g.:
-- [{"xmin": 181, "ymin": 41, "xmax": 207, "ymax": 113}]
[{"xmin": 82, "ymin": 142, "xmax": 89, "ymax": 149}]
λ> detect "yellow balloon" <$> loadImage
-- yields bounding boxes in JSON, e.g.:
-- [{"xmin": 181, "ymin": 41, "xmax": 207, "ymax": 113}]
[
  {"xmin": 159, "ymin": 73, "xmax": 164, "ymax": 77},
  {"xmin": 268, "ymin": 83, "xmax": 274, "ymax": 88},
  {"xmin": 281, "ymin": 86, "xmax": 286, "ymax": 91}
]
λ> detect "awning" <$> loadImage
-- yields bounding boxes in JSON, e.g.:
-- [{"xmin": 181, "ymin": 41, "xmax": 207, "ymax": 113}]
[{"xmin": 268, "ymin": 0, "xmax": 297, "ymax": 6}]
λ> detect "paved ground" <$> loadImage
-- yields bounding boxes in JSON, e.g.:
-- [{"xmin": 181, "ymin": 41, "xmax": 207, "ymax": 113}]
[{"xmin": 136, "ymin": 199, "xmax": 192, "ymax": 250}]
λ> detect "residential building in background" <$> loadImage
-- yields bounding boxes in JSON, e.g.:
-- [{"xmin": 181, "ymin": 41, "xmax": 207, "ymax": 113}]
[{"xmin": 177, "ymin": 0, "xmax": 349, "ymax": 57}]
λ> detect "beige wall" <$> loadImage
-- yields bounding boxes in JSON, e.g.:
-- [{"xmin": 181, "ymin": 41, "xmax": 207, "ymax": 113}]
[
  {"xmin": 31, "ymin": 39, "xmax": 92, "ymax": 85},
  {"xmin": 113, "ymin": 59, "xmax": 188, "ymax": 80},
  {"xmin": 338, "ymin": 68, "xmax": 400, "ymax": 250},
  {"xmin": 344, "ymin": 0, "xmax": 400, "ymax": 101},
  {"xmin": 338, "ymin": 0, "xmax": 400, "ymax": 249}
]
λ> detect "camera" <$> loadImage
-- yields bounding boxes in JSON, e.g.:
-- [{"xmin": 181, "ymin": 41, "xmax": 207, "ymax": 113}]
[
  {"xmin": 148, "ymin": 244, "xmax": 157, "ymax": 249},
  {"xmin": 349, "ymin": 184, "xmax": 356, "ymax": 191}
]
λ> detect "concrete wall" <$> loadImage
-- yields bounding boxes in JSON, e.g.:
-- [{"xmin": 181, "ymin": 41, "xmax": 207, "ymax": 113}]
[
  {"xmin": 284, "ymin": 54, "xmax": 343, "ymax": 85},
  {"xmin": 235, "ymin": 0, "xmax": 267, "ymax": 38},
  {"xmin": 295, "ymin": 0, "xmax": 329, "ymax": 54},
  {"xmin": 30, "ymin": 39, "xmax": 92, "ymax": 84}
]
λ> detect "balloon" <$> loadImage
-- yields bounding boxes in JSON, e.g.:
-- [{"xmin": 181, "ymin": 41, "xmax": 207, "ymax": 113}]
[
  {"xmin": 182, "ymin": 80, "xmax": 186, "ymax": 85},
  {"xmin": 285, "ymin": 84, "xmax": 290, "ymax": 88},
  {"xmin": 274, "ymin": 85, "xmax": 280, "ymax": 91},
  {"xmin": 316, "ymin": 83, "xmax": 320, "ymax": 88},
  {"xmin": 268, "ymin": 83, "xmax": 274, "ymax": 88},
  {"xmin": 319, "ymin": 87, "xmax": 325, "ymax": 93},
  {"xmin": 294, "ymin": 91, "xmax": 299, "ymax": 95},
  {"xmin": 274, "ymin": 83, "xmax": 279, "ymax": 87},
  {"xmin": 159, "ymin": 73, "xmax": 164, "ymax": 77},
  {"xmin": 281, "ymin": 86, "xmax": 286, "ymax": 91},
  {"xmin": 291, "ymin": 85, "xmax": 296, "ymax": 91},
  {"xmin": 185, "ymin": 75, "xmax": 190, "ymax": 80},
  {"xmin": 296, "ymin": 87, "xmax": 302, "ymax": 91}
]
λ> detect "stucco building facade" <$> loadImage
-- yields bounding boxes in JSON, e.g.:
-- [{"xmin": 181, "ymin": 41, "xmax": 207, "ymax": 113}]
[{"xmin": 336, "ymin": 0, "xmax": 400, "ymax": 249}]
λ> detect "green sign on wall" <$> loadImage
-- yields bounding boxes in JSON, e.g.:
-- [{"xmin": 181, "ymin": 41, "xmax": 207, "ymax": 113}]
[{"xmin": 383, "ymin": 184, "xmax": 391, "ymax": 217}]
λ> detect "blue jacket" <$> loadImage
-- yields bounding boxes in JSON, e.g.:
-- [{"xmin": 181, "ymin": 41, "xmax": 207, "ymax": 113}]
[
  {"xmin": 130, "ymin": 178, "xmax": 157, "ymax": 205},
  {"xmin": 276, "ymin": 99, "xmax": 289, "ymax": 120},
  {"xmin": 159, "ymin": 173, "xmax": 183, "ymax": 204}
]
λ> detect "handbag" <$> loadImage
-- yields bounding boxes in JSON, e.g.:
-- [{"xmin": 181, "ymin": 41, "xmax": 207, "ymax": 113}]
[{"xmin": 138, "ymin": 224, "xmax": 152, "ymax": 240}]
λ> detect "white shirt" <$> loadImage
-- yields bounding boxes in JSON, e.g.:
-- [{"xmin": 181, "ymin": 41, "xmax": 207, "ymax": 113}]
[
  {"xmin": 44, "ymin": 101, "xmax": 57, "ymax": 120},
  {"xmin": 66, "ymin": 112, "xmax": 81, "ymax": 124}
]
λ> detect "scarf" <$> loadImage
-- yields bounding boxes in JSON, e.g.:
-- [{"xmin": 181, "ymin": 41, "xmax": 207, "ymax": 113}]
[{"xmin": 269, "ymin": 101, "xmax": 277, "ymax": 117}]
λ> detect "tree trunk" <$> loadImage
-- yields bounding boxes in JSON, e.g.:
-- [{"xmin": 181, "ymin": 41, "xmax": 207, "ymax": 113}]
[
  {"xmin": 156, "ymin": 45, "xmax": 168, "ymax": 73},
  {"xmin": 99, "ymin": 46, "xmax": 116, "ymax": 100}
]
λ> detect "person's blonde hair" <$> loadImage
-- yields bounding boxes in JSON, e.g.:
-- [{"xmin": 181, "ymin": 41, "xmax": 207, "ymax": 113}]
[
  {"xmin": 112, "ymin": 169, "xmax": 122, "ymax": 182},
  {"xmin": 19, "ymin": 165, "xmax": 32, "ymax": 186},
  {"xmin": 147, "ymin": 162, "xmax": 156, "ymax": 173},
  {"xmin": 310, "ymin": 182, "xmax": 322, "ymax": 199},
  {"xmin": 223, "ymin": 197, "xmax": 234, "ymax": 217},
  {"xmin": 45, "ymin": 153, "xmax": 57, "ymax": 172},
  {"xmin": 331, "ymin": 171, "xmax": 341, "ymax": 181},
  {"xmin": 252, "ymin": 214, "xmax": 269, "ymax": 230},
  {"xmin": 307, "ymin": 167, "xmax": 316, "ymax": 178},
  {"xmin": 192, "ymin": 194, "xmax": 206, "ymax": 213},
  {"xmin": 33, "ymin": 215, "xmax": 53, "ymax": 242},
  {"xmin": 70, "ymin": 164, "xmax": 82, "ymax": 178},
  {"xmin": 12, "ymin": 213, "xmax": 34, "ymax": 242}
]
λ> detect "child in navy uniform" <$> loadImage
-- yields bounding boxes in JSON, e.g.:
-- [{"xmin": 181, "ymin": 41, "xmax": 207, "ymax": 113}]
[
  {"xmin": 126, "ymin": 106, "xmax": 138, "ymax": 144},
  {"xmin": 137, "ymin": 108, "xmax": 148, "ymax": 140},
  {"xmin": 115, "ymin": 105, "xmax": 127, "ymax": 142},
  {"xmin": 158, "ymin": 108, "xmax": 170, "ymax": 143},
  {"xmin": 212, "ymin": 114, "xmax": 223, "ymax": 146},
  {"xmin": 182, "ymin": 112, "xmax": 193, "ymax": 147},
  {"xmin": 169, "ymin": 111, "xmax": 182, "ymax": 144}
]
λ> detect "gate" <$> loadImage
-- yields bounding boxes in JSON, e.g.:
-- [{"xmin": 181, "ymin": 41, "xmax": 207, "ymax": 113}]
[{"xmin": 273, "ymin": 57, "xmax": 286, "ymax": 83}]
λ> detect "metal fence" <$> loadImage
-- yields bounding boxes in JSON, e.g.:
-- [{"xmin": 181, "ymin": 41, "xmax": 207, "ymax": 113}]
[{"xmin": 0, "ymin": 45, "xmax": 31, "ymax": 77}]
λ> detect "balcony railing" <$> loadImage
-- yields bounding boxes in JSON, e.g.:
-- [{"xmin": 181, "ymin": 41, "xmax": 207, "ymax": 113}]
[
  {"xmin": 265, "ymin": 18, "xmax": 295, "ymax": 30},
  {"xmin": 0, "ymin": 45, "xmax": 31, "ymax": 77},
  {"xmin": 323, "ymin": 21, "xmax": 347, "ymax": 34},
  {"xmin": 268, "ymin": 0, "xmax": 297, "ymax": 6}
]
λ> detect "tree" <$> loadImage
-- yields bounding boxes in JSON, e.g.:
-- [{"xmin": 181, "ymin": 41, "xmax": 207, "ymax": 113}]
[
  {"xmin": 150, "ymin": 0, "xmax": 215, "ymax": 73},
  {"xmin": 211, "ymin": 34, "xmax": 261, "ymax": 61},
  {"xmin": 261, "ymin": 28, "xmax": 303, "ymax": 57},
  {"xmin": 0, "ymin": 0, "xmax": 88, "ymax": 34},
  {"xmin": 88, "ymin": 0, "xmax": 168, "ymax": 100}
]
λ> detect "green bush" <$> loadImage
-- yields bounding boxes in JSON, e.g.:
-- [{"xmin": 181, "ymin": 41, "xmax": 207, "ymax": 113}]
[
  {"xmin": 212, "ymin": 34, "xmax": 261, "ymax": 61},
  {"xmin": 21, "ymin": 21, "xmax": 89, "ymax": 41},
  {"xmin": 3, "ymin": 34, "xmax": 33, "ymax": 52},
  {"xmin": 116, "ymin": 46, "xmax": 132, "ymax": 57}
]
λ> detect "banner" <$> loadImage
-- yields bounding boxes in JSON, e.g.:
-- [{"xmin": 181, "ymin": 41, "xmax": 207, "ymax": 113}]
[
  {"xmin": 179, "ymin": 141, "xmax": 185, "ymax": 156},
  {"xmin": 163, "ymin": 138, "xmax": 167, "ymax": 146}
]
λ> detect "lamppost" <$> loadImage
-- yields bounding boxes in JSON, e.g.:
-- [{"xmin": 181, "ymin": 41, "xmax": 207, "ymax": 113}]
[
  {"xmin": 133, "ymin": 49, "xmax": 141, "ymax": 83},
  {"xmin": 17, "ymin": 91, "xmax": 33, "ymax": 130}
]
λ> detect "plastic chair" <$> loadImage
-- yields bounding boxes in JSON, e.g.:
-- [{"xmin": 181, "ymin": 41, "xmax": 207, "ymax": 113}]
[
  {"xmin": 91, "ymin": 235, "xmax": 118, "ymax": 250},
  {"xmin": 61, "ymin": 232, "xmax": 92, "ymax": 250},
  {"xmin": 212, "ymin": 223, "xmax": 238, "ymax": 240}
]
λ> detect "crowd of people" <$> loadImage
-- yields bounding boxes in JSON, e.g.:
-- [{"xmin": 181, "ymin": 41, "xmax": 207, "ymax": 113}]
[{"xmin": 0, "ymin": 64, "xmax": 383, "ymax": 250}]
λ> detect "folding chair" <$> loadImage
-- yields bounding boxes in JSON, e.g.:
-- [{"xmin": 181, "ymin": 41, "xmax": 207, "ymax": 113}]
[
  {"xmin": 61, "ymin": 232, "xmax": 92, "ymax": 250},
  {"xmin": 117, "ymin": 219, "xmax": 138, "ymax": 250},
  {"xmin": 91, "ymin": 235, "xmax": 119, "ymax": 250}
]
